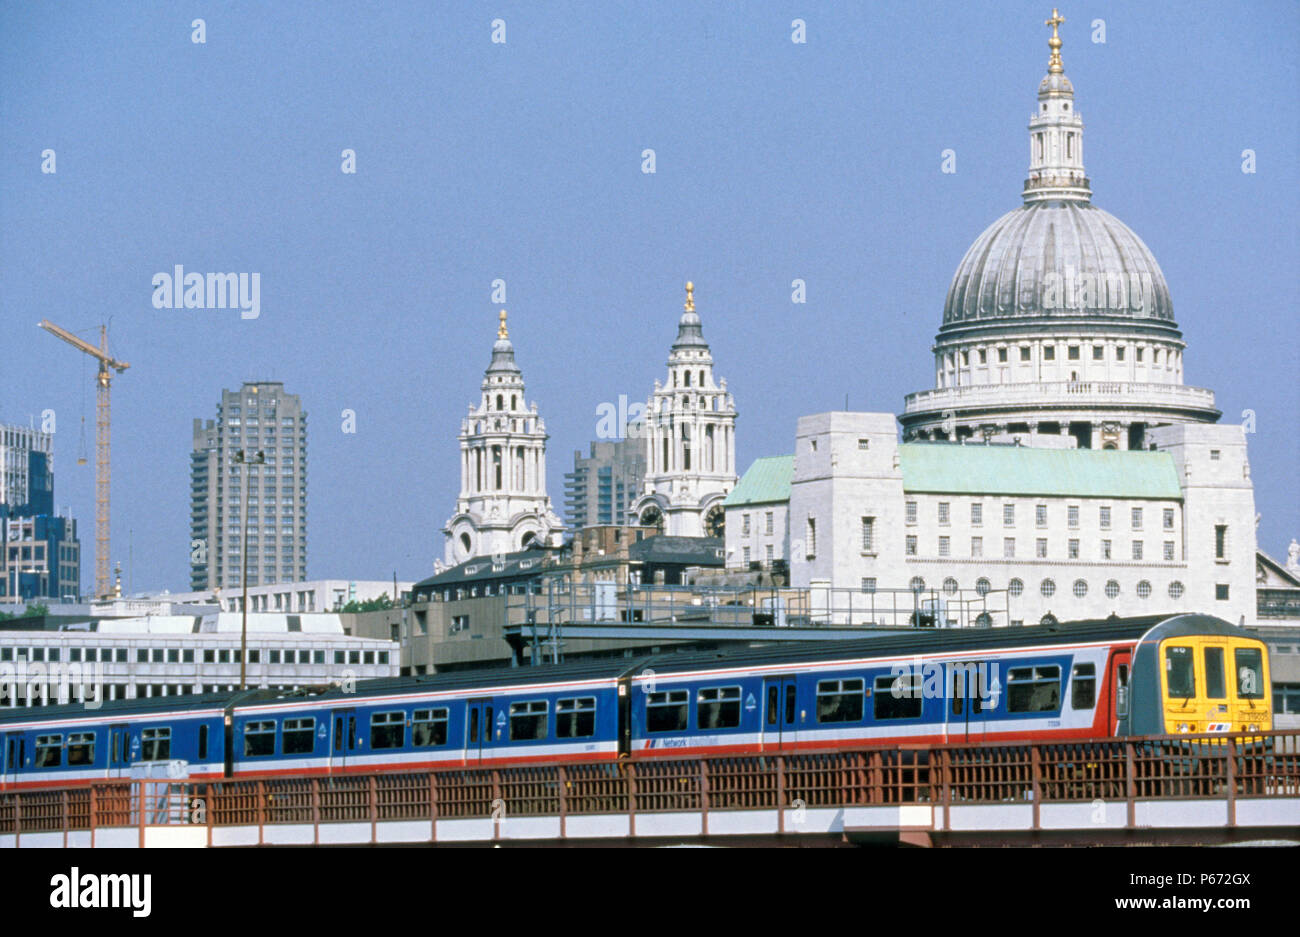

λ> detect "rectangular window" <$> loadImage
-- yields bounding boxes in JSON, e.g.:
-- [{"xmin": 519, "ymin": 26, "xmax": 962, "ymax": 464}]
[
  {"xmin": 765, "ymin": 512, "xmax": 773, "ymax": 535},
  {"xmin": 555, "ymin": 698, "xmax": 596, "ymax": 739},
  {"xmin": 1068, "ymin": 539, "xmax": 1079, "ymax": 559},
  {"xmin": 244, "ymin": 720, "xmax": 276, "ymax": 757},
  {"xmin": 905, "ymin": 501, "xmax": 917, "ymax": 524},
  {"xmin": 860, "ymin": 577, "xmax": 876, "ymax": 594},
  {"xmin": 141, "ymin": 728, "xmax": 171, "ymax": 761},
  {"xmin": 1216, "ymin": 583, "xmax": 1230, "ymax": 601},
  {"xmin": 1070, "ymin": 663, "xmax": 1096, "ymax": 709},
  {"xmin": 874, "ymin": 674, "xmax": 922, "ymax": 720},
  {"xmin": 66, "ymin": 732, "xmax": 95, "ymax": 766},
  {"xmin": 1163, "ymin": 541, "xmax": 1175, "ymax": 561},
  {"xmin": 1093, "ymin": 345, "xmax": 1104, "ymax": 360},
  {"xmin": 1100, "ymin": 506, "xmax": 1111, "ymax": 529},
  {"xmin": 1234, "ymin": 647, "xmax": 1264, "ymax": 699},
  {"xmin": 1215, "ymin": 525, "xmax": 1227, "ymax": 560},
  {"xmin": 35, "ymin": 734, "xmax": 62, "ymax": 768},
  {"xmin": 905, "ymin": 535, "xmax": 917, "ymax": 556},
  {"xmin": 370, "ymin": 711, "xmax": 405, "ymax": 749},
  {"xmin": 1036, "ymin": 504, "xmax": 1047, "ymax": 527},
  {"xmin": 1101, "ymin": 539, "xmax": 1112, "ymax": 560},
  {"xmin": 805, "ymin": 518, "xmax": 816, "ymax": 557},
  {"xmin": 970, "ymin": 536, "xmax": 982, "ymax": 557},
  {"xmin": 1210, "ymin": 449, "xmax": 1221, "ymax": 461},
  {"xmin": 696, "ymin": 686, "xmax": 742, "ymax": 730},
  {"xmin": 1008, "ymin": 666, "xmax": 1061, "ymax": 713},
  {"xmin": 1020, "ymin": 346, "xmax": 1031, "ymax": 361},
  {"xmin": 509, "ymin": 700, "xmax": 549, "ymax": 740},
  {"xmin": 998, "ymin": 347, "xmax": 1008, "ymax": 362},
  {"xmin": 1036, "ymin": 538, "xmax": 1048, "ymax": 558},
  {"xmin": 937, "ymin": 502, "xmax": 949, "ymax": 526},
  {"xmin": 861, "ymin": 516, "xmax": 875, "ymax": 552},
  {"xmin": 1163, "ymin": 508, "xmax": 1175, "ymax": 530},
  {"xmin": 1068, "ymin": 345, "xmax": 1080, "ymax": 360},
  {"xmin": 742, "ymin": 513, "xmax": 750, "ymax": 535},
  {"xmin": 646, "ymin": 690, "xmax": 689, "ymax": 733},
  {"xmin": 282, "ymin": 717, "xmax": 315, "ymax": 754},
  {"xmin": 1203, "ymin": 648, "xmax": 1226, "ymax": 700},
  {"xmin": 1003, "ymin": 504, "xmax": 1015, "ymax": 526},
  {"xmin": 816, "ymin": 678, "xmax": 865, "ymax": 723},
  {"xmin": 1131, "ymin": 507, "xmax": 1143, "ymax": 530},
  {"xmin": 1132, "ymin": 541, "xmax": 1144, "ymax": 561},
  {"xmin": 1116, "ymin": 346, "xmax": 1125, "ymax": 361},
  {"xmin": 412, "ymin": 709, "xmax": 450, "ymax": 746},
  {"xmin": 1068, "ymin": 505, "xmax": 1079, "ymax": 528},
  {"xmin": 1004, "ymin": 537, "xmax": 1015, "ymax": 559},
  {"xmin": 938, "ymin": 536, "xmax": 950, "ymax": 557},
  {"xmin": 1165, "ymin": 646, "xmax": 1195, "ymax": 698},
  {"xmin": 1044, "ymin": 346, "xmax": 1055, "ymax": 360},
  {"xmin": 970, "ymin": 503, "xmax": 983, "ymax": 526}
]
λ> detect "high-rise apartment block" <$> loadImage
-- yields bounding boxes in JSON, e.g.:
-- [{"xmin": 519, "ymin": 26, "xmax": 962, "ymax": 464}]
[{"xmin": 191, "ymin": 382, "xmax": 307, "ymax": 591}]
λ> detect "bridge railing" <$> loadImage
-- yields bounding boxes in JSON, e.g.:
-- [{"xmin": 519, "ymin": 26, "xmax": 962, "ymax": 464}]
[{"xmin": 1, "ymin": 730, "xmax": 1296, "ymax": 838}]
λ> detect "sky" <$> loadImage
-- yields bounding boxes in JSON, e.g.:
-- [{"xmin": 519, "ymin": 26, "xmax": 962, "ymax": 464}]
[{"xmin": 1, "ymin": 1, "xmax": 1296, "ymax": 595}]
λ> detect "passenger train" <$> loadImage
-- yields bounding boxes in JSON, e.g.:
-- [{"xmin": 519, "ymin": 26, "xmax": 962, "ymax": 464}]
[{"xmin": 0, "ymin": 614, "xmax": 1271, "ymax": 791}]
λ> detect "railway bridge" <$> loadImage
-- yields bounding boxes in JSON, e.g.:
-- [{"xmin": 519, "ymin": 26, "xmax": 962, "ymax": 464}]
[{"xmin": 2, "ymin": 730, "xmax": 1298, "ymax": 847}]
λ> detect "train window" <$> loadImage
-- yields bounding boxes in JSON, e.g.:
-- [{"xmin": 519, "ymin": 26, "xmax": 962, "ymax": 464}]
[
  {"xmin": 1070, "ymin": 663, "xmax": 1096, "ymax": 709},
  {"xmin": 767, "ymin": 686, "xmax": 780, "ymax": 725},
  {"xmin": 874, "ymin": 675, "xmax": 922, "ymax": 720},
  {"xmin": 1165, "ymin": 647, "xmax": 1195, "ymax": 698},
  {"xmin": 66, "ymin": 732, "xmax": 94, "ymax": 766},
  {"xmin": 949, "ymin": 665, "xmax": 984, "ymax": 714},
  {"xmin": 785, "ymin": 685, "xmax": 797, "ymax": 724},
  {"xmin": 1204, "ymin": 648, "xmax": 1226, "ymax": 700},
  {"xmin": 1234, "ymin": 647, "xmax": 1265, "ymax": 700},
  {"xmin": 469, "ymin": 708, "xmax": 479, "ymax": 743},
  {"xmin": 1116, "ymin": 665, "xmax": 1130, "ymax": 717},
  {"xmin": 198, "ymin": 725, "xmax": 209, "ymax": 760},
  {"xmin": 244, "ymin": 721, "xmax": 276, "ymax": 757},
  {"xmin": 509, "ymin": 700, "xmax": 549, "ymax": 741},
  {"xmin": 555, "ymin": 698, "xmax": 596, "ymax": 739},
  {"xmin": 283, "ymin": 718, "xmax": 316, "ymax": 754},
  {"xmin": 35, "ymin": 735, "xmax": 63, "ymax": 768},
  {"xmin": 1008, "ymin": 666, "xmax": 1061, "ymax": 713},
  {"xmin": 371, "ymin": 711, "xmax": 405, "ymax": 749},
  {"xmin": 697, "ymin": 686, "xmax": 742, "ymax": 730},
  {"xmin": 141, "ymin": 728, "xmax": 171, "ymax": 761},
  {"xmin": 413, "ymin": 709, "xmax": 449, "ymax": 746},
  {"xmin": 646, "ymin": 690, "xmax": 689, "ymax": 733},
  {"xmin": 816, "ymin": 679, "xmax": 864, "ymax": 723}
]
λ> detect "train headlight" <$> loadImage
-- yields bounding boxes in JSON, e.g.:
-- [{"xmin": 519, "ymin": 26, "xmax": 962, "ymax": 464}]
[
  {"xmin": 1248, "ymin": 724, "xmax": 1258, "ymax": 732},
  {"xmin": 1177, "ymin": 723, "xmax": 1190, "ymax": 733}
]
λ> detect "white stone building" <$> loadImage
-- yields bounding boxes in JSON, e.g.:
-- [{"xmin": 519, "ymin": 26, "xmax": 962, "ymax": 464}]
[
  {"xmin": 630, "ymin": 282, "xmax": 738, "ymax": 538},
  {"xmin": 722, "ymin": 456, "xmax": 792, "ymax": 571},
  {"xmin": 442, "ymin": 311, "xmax": 564, "ymax": 566},
  {"xmin": 784, "ymin": 412, "xmax": 1256, "ymax": 627}
]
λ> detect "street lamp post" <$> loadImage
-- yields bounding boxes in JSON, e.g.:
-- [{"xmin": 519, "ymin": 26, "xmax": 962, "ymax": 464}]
[{"xmin": 234, "ymin": 448, "xmax": 265, "ymax": 690}]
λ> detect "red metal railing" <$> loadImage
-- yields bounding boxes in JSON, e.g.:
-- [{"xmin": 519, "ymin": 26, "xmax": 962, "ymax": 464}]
[{"xmin": 1, "ymin": 730, "xmax": 1296, "ymax": 840}]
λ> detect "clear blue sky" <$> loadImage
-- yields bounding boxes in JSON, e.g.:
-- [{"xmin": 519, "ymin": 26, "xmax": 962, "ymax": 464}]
[{"xmin": 2, "ymin": 1, "xmax": 1296, "ymax": 594}]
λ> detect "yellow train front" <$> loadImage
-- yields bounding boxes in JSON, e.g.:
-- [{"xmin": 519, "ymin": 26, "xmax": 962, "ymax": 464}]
[{"xmin": 1123, "ymin": 614, "xmax": 1272, "ymax": 737}]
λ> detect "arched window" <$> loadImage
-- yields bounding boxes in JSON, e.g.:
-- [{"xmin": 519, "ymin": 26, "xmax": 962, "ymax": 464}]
[
  {"xmin": 943, "ymin": 577, "xmax": 958, "ymax": 596},
  {"xmin": 698, "ymin": 370, "xmax": 705, "ymax": 387},
  {"xmin": 496, "ymin": 394, "xmax": 503, "ymax": 411},
  {"xmin": 909, "ymin": 576, "xmax": 926, "ymax": 593},
  {"xmin": 684, "ymin": 371, "xmax": 691, "ymax": 387}
]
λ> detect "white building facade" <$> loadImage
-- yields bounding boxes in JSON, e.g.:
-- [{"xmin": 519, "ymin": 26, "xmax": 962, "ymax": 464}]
[
  {"xmin": 630, "ymin": 282, "xmax": 738, "ymax": 538},
  {"xmin": 442, "ymin": 311, "xmax": 564, "ymax": 566},
  {"xmin": 785, "ymin": 413, "xmax": 1257, "ymax": 628}
]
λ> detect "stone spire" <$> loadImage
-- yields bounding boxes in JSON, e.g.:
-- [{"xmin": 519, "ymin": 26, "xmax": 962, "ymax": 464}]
[{"xmin": 1023, "ymin": 9, "xmax": 1091, "ymax": 204}]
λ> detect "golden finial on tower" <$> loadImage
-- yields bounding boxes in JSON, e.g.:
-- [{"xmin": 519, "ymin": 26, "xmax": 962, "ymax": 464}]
[
  {"xmin": 1045, "ymin": 8, "xmax": 1065, "ymax": 73},
  {"xmin": 684, "ymin": 281, "xmax": 695, "ymax": 313},
  {"xmin": 497, "ymin": 309, "xmax": 508, "ymax": 340}
]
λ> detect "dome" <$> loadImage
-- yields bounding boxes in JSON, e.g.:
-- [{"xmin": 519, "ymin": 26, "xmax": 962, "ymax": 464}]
[{"xmin": 941, "ymin": 201, "xmax": 1174, "ymax": 328}]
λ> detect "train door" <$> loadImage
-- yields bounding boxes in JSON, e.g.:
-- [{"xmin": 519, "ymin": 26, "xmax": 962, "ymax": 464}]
[
  {"xmin": 762, "ymin": 676, "xmax": 798, "ymax": 751},
  {"xmin": 1108, "ymin": 652, "xmax": 1131, "ymax": 734},
  {"xmin": 3, "ymin": 733, "xmax": 23, "ymax": 785},
  {"xmin": 947, "ymin": 661, "xmax": 990, "ymax": 742},
  {"xmin": 108, "ymin": 724, "xmax": 131, "ymax": 778},
  {"xmin": 465, "ymin": 698, "xmax": 495, "ymax": 764},
  {"xmin": 330, "ymin": 709, "xmax": 358, "ymax": 772}
]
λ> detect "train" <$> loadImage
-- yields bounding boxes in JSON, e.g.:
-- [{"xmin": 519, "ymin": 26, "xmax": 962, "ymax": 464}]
[{"xmin": 0, "ymin": 613, "xmax": 1271, "ymax": 791}]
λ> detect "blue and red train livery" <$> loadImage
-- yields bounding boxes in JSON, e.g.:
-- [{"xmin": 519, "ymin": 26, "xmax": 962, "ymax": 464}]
[{"xmin": 0, "ymin": 614, "xmax": 1271, "ymax": 791}]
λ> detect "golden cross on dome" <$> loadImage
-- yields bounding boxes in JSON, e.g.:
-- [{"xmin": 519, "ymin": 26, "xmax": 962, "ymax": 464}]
[
  {"xmin": 1045, "ymin": 8, "xmax": 1065, "ymax": 73},
  {"xmin": 498, "ymin": 309, "xmax": 508, "ymax": 340},
  {"xmin": 684, "ymin": 281, "xmax": 695, "ymax": 313}
]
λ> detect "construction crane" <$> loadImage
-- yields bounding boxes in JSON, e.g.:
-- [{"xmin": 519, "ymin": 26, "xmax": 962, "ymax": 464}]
[{"xmin": 39, "ymin": 320, "xmax": 129, "ymax": 599}]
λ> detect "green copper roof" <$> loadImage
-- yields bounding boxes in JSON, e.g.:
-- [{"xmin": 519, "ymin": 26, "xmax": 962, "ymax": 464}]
[
  {"xmin": 724, "ymin": 455, "xmax": 794, "ymax": 506},
  {"xmin": 898, "ymin": 443, "xmax": 1182, "ymax": 500}
]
